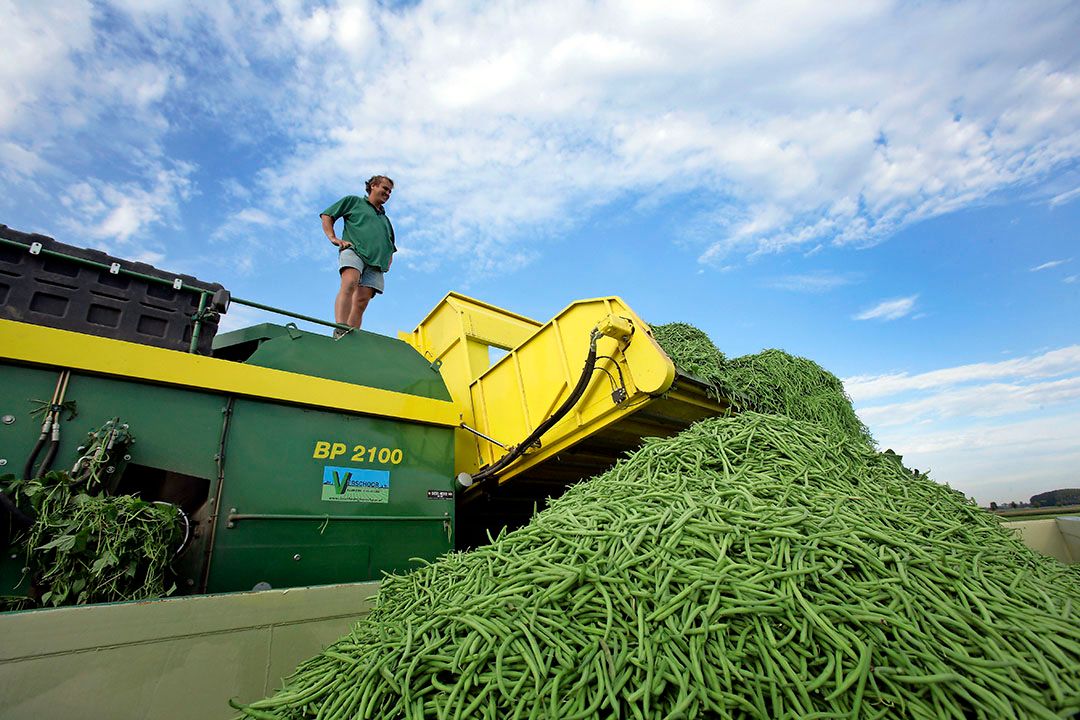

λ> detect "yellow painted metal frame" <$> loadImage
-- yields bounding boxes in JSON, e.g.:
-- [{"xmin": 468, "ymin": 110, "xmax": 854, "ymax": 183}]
[
  {"xmin": 0, "ymin": 319, "xmax": 459, "ymax": 427},
  {"xmin": 465, "ymin": 297, "xmax": 677, "ymax": 481},
  {"xmin": 400, "ymin": 293, "xmax": 544, "ymax": 469},
  {"xmin": 402, "ymin": 294, "xmax": 691, "ymax": 482}
]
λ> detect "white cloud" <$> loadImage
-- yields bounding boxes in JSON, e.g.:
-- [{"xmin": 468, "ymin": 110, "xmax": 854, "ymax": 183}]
[
  {"xmin": 851, "ymin": 347, "xmax": 1080, "ymax": 504},
  {"xmin": 859, "ymin": 376, "xmax": 1080, "ymax": 427},
  {"xmin": 1049, "ymin": 186, "xmax": 1080, "ymax": 207},
  {"xmin": 853, "ymin": 295, "xmax": 918, "ymax": 321},
  {"xmin": 1065, "ymin": 275, "xmax": 1078, "ymax": 284},
  {"xmin": 845, "ymin": 345, "xmax": 1080, "ymax": 401},
  {"xmin": 1030, "ymin": 258, "xmax": 1070, "ymax": 271},
  {"xmin": 58, "ymin": 163, "xmax": 196, "ymax": 256},
  {"xmin": 2, "ymin": 1, "xmax": 1080, "ymax": 276},
  {"xmin": 209, "ymin": 205, "xmax": 293, "ymax": 274},
  {"xmin": 873, "ymin": 412, "xmax": 1080, "ymax": 505},
  {"xmin": 767, "ymin": 272, "xmax": 858, "ymax": 293},
  {"xmin": 0, "ymin": 0, "xmax": 94, "ymax": 134},
  {"xmin": 0, "ymin": 141, "xmax": 46, "ymax": 178},
  {"xmin": 220, "ymin": 178, "xmax": 251, "ymax": 201},
  {"xmin": 235, "ymin": 208, "xmax": 275, "ymax": 225}
]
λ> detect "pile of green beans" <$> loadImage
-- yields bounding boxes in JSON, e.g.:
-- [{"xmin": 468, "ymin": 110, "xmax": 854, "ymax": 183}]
[
  {"xmin": 649, "ymin": 323, "xmax": 727, "ymax": 380},
  {"xmin": 233, "ymin": 412, "xmax": 1080, "ymax": 719},
  {"xmin": 716, "ymin": 350, "xmax": 874, "ymax": 447},
  {"xmin": 651, "ymin": 323, "xmax": 872, "ymax": 448}
]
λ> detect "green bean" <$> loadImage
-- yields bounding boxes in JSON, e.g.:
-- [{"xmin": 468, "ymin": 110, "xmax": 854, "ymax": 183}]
[{"xmin": 233, "ymin": 412, "xmax": 1080, "ymax": 719}]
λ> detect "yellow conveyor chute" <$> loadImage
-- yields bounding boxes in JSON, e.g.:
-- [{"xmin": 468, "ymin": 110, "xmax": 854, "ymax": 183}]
[{"xmin": 401, "ymin": 293, "xmax": 730, "ymax": 506}]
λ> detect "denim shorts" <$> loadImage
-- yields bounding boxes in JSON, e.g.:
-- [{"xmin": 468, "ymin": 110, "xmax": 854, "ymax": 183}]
[{"xmin": 338, "ymin": 248, "xmax": 384, "ymax": 294}]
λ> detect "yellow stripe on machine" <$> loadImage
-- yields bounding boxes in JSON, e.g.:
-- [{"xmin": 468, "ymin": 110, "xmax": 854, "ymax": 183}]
[{"xmin": 0, "ymin": 319, "xmax": 460, "ymax": 427}]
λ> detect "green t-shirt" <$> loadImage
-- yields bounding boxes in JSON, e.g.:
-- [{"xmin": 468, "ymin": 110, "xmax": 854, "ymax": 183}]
[{"xmin": 320, "ymin": 195, "xmax": 396, "ymax": 271}]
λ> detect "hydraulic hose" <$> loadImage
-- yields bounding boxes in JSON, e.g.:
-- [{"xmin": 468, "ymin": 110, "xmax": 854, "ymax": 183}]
[
  {"xmin": 22, "ymin": 419, "xmax": 51, "ymax": 481},
  {"xmin": 0, "ymin": 490, "xmax": 34, "ymax": 530},
  {"xmin": 23, "ymin": 371, "xmax": 70, "ymax": 481},
  {"xmin": 37, "ymin": 422, "xmax": 61, "ymax": 479},
  {"xmin": 469, "ymin": 329, "xmax": 602, "ymax": 485}
]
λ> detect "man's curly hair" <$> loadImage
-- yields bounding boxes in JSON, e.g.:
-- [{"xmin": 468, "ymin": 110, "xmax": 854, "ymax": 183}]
[{"xmin": 365, "ymin": 175, "xmax": 394, "ymax": 193}]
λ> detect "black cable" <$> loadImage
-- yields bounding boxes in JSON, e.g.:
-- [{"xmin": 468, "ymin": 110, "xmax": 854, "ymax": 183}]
[
  {"xmin": 593, "ymin": 365, "xmax": 618, "ymax": 392},
  {"xmin": 595, "ymin": 355, "xmax": 626, "ymax": 389},
  {"xmin": 471, "ymin": 330, "xmax": 601, "ymax": 485},
  {"xmin": 23, "ymin": 372, "xmax": 70, "ymax": 481},
  {"xmin": 22, "ymin": 429, "xmax": 47, "ymax": 481},
  {"xmin": 35, "ymin": 433, "xmax": 60, "ymax": 479},
  {"xmin": 0, "ymin": 490, "xmax": 34, "ymax": 529}
]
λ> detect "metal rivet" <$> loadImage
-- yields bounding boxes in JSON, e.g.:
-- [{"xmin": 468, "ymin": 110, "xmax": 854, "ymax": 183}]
[
  {"xmin": 1, "ymin": 415, "xmax": 14, "ymax": 425},
  {"xmin": 293, "ymin": 554, "xmax": 302, "ymax": 561},
  {"xmin": 226, "ymin": 521, "xmax": 235, "ymax": 529},
  {"xmin": 0, "ymin": 459, "xmax": 6, "ymax": 467}
]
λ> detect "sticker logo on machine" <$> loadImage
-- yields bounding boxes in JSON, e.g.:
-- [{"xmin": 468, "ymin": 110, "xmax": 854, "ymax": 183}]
[{"xmin": 322, "ymin": 466, "xmax": 390, "ymax": 503}]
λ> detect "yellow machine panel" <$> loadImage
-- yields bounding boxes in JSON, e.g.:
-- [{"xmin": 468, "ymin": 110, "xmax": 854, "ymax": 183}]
[{"xmin": 403, "ymin": 293, "xmax": 730, "ymax": 539}]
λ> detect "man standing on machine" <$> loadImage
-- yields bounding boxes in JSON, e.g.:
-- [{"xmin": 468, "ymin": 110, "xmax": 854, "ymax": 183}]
[{"xmin": 320, "ymin": 175, "xmax": 396, "ymax": 336}]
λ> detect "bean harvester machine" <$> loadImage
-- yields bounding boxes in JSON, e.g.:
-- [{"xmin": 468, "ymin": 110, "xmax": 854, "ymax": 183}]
[{"xmin": 0, "ymin": 226, "xmax": 729, "ymax": 597}]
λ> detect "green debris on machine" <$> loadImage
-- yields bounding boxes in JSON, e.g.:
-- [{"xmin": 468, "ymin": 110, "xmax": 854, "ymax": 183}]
[
  {"xmin": 234, "ymin": 411, "xmax": 1080, "ymax": 718},
  {"xmin": 1, "ymin": 471, "xmax": 183, "ymax": 610}
]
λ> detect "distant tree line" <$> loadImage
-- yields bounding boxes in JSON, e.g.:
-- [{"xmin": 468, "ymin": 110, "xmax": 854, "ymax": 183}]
[{"xmin": 1029, "ymin": 489, "xmax": 1080, "ymax": 508}]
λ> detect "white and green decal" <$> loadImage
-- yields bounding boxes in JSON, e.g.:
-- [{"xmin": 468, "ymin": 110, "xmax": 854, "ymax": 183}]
[{"xmin": 321, "ymin": 466, "xmax": 390, "ymax": 503}]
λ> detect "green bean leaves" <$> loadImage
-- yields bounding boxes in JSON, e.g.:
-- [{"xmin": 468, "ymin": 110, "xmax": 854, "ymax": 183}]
[
  {"xmin": 0, "ymin": 471, "xmax": 181, "ymax": 609},
  {"xmin": 236, "ymin": 413, "xmax": 1080, "ymax": 719}
]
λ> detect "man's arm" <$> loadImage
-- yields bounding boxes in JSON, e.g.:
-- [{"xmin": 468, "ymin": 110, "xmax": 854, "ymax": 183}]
[
  {"xmin": 321, "ymin": 214, "xmax": 351, "ymax": 249},
  {"xmin": 386, "ymin": 218, "xmax": 395, "ymax": 269}
]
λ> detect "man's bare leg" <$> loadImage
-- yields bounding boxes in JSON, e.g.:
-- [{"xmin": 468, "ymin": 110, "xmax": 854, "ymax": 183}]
[
  {"xmin": 335, "ymin": 269, "xmax": 360, "ymax": 324},
  {"xmin": 347, "ymin": 286, "xmax": 376, "ymax": 329}
]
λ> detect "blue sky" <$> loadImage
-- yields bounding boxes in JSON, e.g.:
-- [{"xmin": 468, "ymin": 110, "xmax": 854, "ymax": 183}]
[{"xmin": 2, "ymin": 0, "xmax": 1078, "ymax": 505}]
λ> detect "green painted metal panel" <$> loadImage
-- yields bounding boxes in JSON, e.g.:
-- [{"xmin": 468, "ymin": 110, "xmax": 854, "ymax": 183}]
[
  {"xmin": 1, "ymin": 362, "xmax": 228, "ymax": 594},
  {"xmin": 0, "ymin": 364, "xmax": 223, "ymax": 483},
  {"xmin": 207, "ymin": 398, "xmax": 455, "ymax": 593},
  {"xmin": 215, "ymin": 323, "xmax": 451, "ymax": 399},
  {"xmin": 55, "ymin": 373, "xmax": 224, "ymax": 481},
  {"xmin": 2, "ymin": 323, "xmax": 458, "ymax": 598},
  {"xmin": 0, "ymin": 582, "xmax": 379, "ymax": 720},
  {"xmin": 0, "ymin": 364, "xmax": 65, "ymax": 477}
]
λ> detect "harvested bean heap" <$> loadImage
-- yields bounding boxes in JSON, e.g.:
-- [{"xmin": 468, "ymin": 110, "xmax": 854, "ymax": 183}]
[
  {"xmin": 649, "ymin": 323, "xmax": 726, "ymax": 381},
  {"xmin": 716, "ymin": 350, "xmax": 874, "ymax": 448},
  {"xmin": 651, "ymin": 323, "xmax": 873, "ymax": 447},
  {"xmin": 235, "ymin": 412, "xmax": 1080, "ymax": 719}
]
